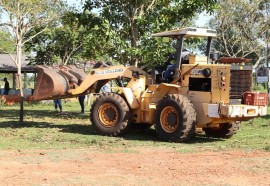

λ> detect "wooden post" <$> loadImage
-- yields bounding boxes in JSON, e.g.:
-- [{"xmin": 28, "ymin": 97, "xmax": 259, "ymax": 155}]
[{"xmin": 12, "ymin": 73, "xmax": 16, "ymax": 89}]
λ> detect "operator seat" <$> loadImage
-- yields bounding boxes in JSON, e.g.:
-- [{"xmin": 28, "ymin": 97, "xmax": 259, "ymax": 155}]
[{"xmin": 163, "ymin": 49, "xmax": 190, "ymax": 82}]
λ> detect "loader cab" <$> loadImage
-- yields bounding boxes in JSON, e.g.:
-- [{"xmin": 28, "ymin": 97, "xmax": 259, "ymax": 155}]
[{"xmin": 151, "ymin": 27, "xmax": 217, "ymax": 83}]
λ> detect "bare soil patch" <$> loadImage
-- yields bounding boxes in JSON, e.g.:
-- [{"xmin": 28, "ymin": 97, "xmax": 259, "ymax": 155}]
[{"xmin": 0, "ymin": 148, "xmax": 269, "ymax": 186}]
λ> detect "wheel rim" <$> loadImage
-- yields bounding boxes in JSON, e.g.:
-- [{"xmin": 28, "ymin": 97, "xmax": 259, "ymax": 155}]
[
  {"xmin": 98, "ymin": 103, "xmax": 119, "ymax": 127},
  {"xmin": 160, "ymin": 106, "xmax": 179, "ymax": 133}
]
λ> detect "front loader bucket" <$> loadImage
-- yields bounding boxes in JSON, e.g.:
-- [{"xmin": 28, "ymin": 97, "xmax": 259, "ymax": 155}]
[{"xmin": 32, "ymin": 65, "xmax": 87, "ymax": 100}]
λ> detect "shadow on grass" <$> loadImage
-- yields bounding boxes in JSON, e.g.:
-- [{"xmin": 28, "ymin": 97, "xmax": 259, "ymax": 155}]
[
  {"xmin": 0, "ymin": 108, "xmax": 223, "ymax": 144},
  {"xmin": 1, "ymin": 110, "xmax": 31, "ymax": 119},
  {"xmin": 119, "ymin": 128, "xmax": 223, "ymax": 143},
  {"xmin": 0, "ymin": 109, "xmax": 88, "ymax": 120},
  {"xmin": 261, "ymin": 114, "xmax": 270, "ymax": 120},
  {"xmin": 122, "ymin": 128, "xmax": 159, "ymax": 142},
  {"xmin": 0, "ymin": 120, "xmax": 97, "ymax": 135},
  {"xmin": 0, "ymin": 119, "xmax": 221, "ymax": 144},
  {"xmin": 190, "ymin": 134, "xmax": 224, "ymax": 143}
]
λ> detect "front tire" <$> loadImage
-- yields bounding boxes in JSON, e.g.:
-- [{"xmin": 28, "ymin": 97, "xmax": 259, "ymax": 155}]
[
  {"xmin": 155, "ymin": 94, "xmax": 196, "ymax": 142},
  {"xmin": 203, "ymin": 122, "xmax": 240, "ymax": 139},
  {"xmin": 90, "ymin": 93, "xmax": 131, "ymax": 136}
]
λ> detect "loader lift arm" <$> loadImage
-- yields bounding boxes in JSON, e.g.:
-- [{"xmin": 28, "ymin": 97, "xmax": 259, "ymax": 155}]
[{"xmin": 32, "ymin": 65, "xmax": 146, "ymax": 101}]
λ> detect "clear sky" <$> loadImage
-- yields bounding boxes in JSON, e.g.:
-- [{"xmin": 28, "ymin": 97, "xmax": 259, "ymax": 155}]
[
  {"xmin": 66, "ymin": 0, "xmax": 84, "ymax": 8},
  {"xmin": 196, "ymin": 11, "xmax": 211, "ymax": 27}
]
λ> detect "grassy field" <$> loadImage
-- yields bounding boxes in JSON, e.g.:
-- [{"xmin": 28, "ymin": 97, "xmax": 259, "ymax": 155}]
[{"xmin": 0, "ymin": 100, "xmax": 269, "ymax": 152}]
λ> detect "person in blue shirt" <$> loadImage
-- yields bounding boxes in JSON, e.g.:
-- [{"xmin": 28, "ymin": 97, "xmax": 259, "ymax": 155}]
[{"xmin": 163, "ymin": 54, "xmax": 176, "ymax": 82}]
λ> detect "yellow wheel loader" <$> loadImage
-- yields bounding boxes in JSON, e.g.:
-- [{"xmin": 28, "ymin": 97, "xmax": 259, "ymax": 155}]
[{"xmin": 32, "ymin": 27, "xmax": 268, "ymax": 142}]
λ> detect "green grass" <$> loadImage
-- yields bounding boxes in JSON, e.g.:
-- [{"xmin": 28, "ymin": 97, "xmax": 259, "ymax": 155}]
[{"xmin": 0, "ymin": 100, "xmax": 269, "ymax": 152}]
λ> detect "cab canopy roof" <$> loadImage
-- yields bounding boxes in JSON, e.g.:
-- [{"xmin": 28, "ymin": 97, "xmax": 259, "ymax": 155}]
[{"xmin": 152, "ymin": 27, "xmax": 216, "ymax": 38}]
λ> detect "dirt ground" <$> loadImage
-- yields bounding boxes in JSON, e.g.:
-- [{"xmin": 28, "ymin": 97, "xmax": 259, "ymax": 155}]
[{"xmin": 0, "ymin": 148, "xmax": 269, "ymax": 186}]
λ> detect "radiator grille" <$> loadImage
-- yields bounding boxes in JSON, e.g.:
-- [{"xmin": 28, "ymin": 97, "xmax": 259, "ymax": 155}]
[{"xmin": 230, "ymin": 69, "xmax": 252, "ymax": 99}]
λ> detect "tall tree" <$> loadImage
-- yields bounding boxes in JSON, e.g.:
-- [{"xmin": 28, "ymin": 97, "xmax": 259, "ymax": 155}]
[
  {"xmin": 25, "ymin": 9, "xmax": 105, "ymax": 65},
  {"xmin": 209, "ymin": 0, "xmax": 270, "ymax": 67},
  {"xmin": 0, "ymin": 0, "xmax": 66, "ymax": 123},
  {"xmin": 83, "ymin": 0, "xmax": 218, "ymax": 66},
  {"xmin": 25, "ymin": 12, "xmax": 86, "ymax": 65}
]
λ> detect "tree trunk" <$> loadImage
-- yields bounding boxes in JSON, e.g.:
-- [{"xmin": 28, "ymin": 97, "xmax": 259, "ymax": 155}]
[
  {"xmin": 20, "ymin": 96, "xmax": 24, "ymax": 124},
  {"xmin": 130, "ymin": 17, "xmax": 138, "ymax": 66},
  {"xmin": 17, "ymin": 40, "xmax": 24, "ymax": 124}
]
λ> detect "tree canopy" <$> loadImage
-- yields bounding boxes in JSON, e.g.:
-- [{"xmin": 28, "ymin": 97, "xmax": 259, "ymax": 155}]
[
  {"xmin": 25, "ymin": 12, "xmax": 87, "ymax": 65},
  {"xmin": 24, "ymin": 0, "xmax": 218, "ymax": 68},
  {"xmin": 82, "ymin": 0, "xmax": 218, "ymax": 67},
  {"xmin": 25, "ymin": 5, "xmax": 111, "ymax": 65},
  {"xmin": 209, "ymin": 0, "xmax": 270, "ymax": 67},
  {"xmin": 0, "ymin": 28, "xmax": 15, "ymax": 53}
]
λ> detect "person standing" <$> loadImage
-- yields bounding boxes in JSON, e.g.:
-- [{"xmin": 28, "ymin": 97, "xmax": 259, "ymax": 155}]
[
  {"xmin": 78, "ymin": 78, "xmax": 85, "ymax": 114},
  {"xmin": 53, "ymin": 99, "xmax": 62, "ymax": 112},
  {"xmin": 78, "ymin": 95, "xmax": 85, "ymax": 114},
  {"xmin": 3, "ymin": 78, "xmax": 10, "ymax": 95}
]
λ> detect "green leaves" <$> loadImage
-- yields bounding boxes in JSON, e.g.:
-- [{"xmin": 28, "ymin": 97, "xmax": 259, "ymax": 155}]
[
  {"xmin": 82, "ymin": 0, "xmax": 217, "ymax": 68},
  {"xmin": 22, "ymin": 0, "xmax": 217, "ymax": 68},
  {"xmin": 0, "ymin": 29, "xmax": 15, "ymax": 53},
  {"xmin": 210, "ymin": 0, "xmax": 270, "ymax": 66}
]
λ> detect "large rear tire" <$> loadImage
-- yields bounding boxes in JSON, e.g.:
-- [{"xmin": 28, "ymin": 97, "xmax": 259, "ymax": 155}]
[
  {"xmin": 203, "ymin": 121, "xmax": 240, "ymax": 139},
  {"xmin": 90, "ymin": 93, "xmax": 131, "ymax": 136},
  {"xmin": 155, "ymin": 94, "xmax": 196, "ymax": 142}
]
